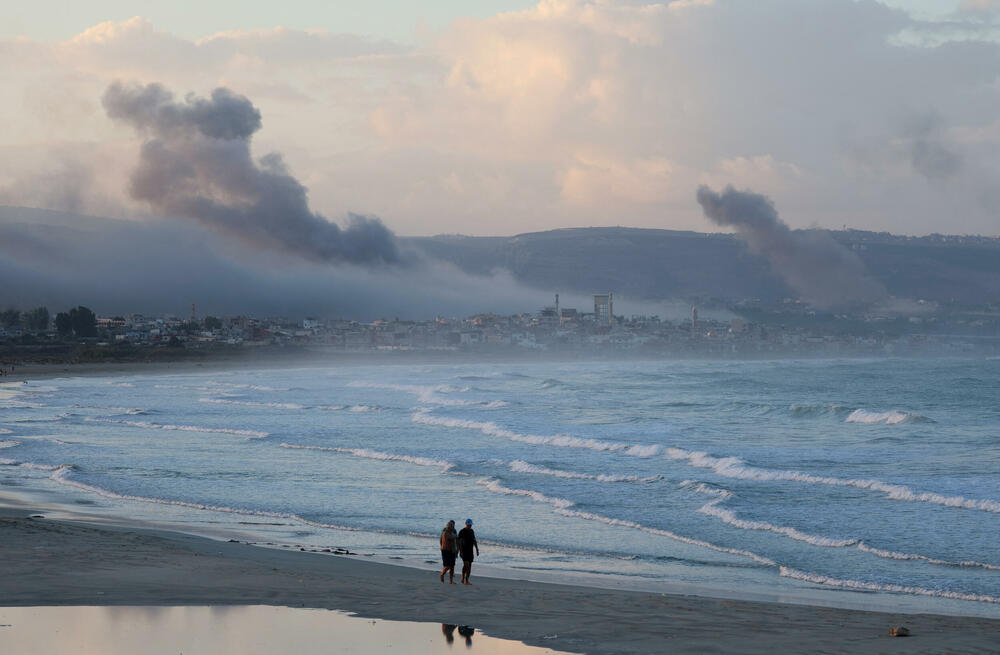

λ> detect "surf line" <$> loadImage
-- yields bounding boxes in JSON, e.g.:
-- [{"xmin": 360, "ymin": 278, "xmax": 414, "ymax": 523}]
[
  {"xmin": 412, "ymin": 408, "xmax": 1000, "ymax": 517},
  {"xmin": 683, "ymin": 482, "xmax": 1000, "ymax": 571}
]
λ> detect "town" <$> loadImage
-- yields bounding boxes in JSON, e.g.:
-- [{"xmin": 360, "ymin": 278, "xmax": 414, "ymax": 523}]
[{"xmin": 2, "ymin": 292, "xmax": 999, "ymax": 365}]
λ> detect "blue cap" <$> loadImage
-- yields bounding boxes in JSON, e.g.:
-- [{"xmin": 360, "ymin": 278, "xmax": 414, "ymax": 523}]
[{"xmin": 465, "ymin": 518, "xmax": 473, "ymax": 526}]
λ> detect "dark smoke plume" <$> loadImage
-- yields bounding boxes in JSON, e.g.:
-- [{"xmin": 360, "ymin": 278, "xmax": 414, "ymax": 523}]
[
  {"xmin": 696, "ymin": 185, "xmax": 887, "ymax": 309},
  {"xmin": 103, "ymin": 81, "xmax": 400, "ymax": 265}
]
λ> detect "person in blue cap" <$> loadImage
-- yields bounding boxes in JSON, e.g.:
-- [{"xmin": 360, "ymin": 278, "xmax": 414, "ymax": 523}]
[{"xmin": 457, "ymin": 518, "xmax": 479, "ymax": 584}]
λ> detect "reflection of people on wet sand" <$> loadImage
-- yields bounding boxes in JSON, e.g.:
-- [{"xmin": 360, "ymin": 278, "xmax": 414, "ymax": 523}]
[
  {"xmin": 441, "ymin": 623, "xmax": 457, "ymax": 644},
  {"xmin": 458, "ymin": 625, "xmax": 475, "ymax": 646},
  {"xmin": 440, "ymin": 519, "xmax": 458, "ymax": 584},
  {"xmin": 457, "ymin": 518, "xmax": 479, "ymax": 585}
]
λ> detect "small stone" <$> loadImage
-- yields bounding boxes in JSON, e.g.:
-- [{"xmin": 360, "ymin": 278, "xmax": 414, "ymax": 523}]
[{"xmin": 889, "ymin": 626, "xmax": 910, "ymax": 637}]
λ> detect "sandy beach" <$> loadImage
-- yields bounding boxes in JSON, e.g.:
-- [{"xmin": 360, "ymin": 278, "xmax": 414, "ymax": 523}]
[{"xmin": 2, "ymin": 497, "xmax": 998, "ymax": 654}]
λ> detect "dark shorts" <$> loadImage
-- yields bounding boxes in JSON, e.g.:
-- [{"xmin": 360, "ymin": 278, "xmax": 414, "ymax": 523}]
[
  {"xmin": 441, "ymin": 549, "xmax": 457, "ymax": 567},
  {"xmin": 460, "ymin": 551, "xmax": 474, "ymax": 563}
]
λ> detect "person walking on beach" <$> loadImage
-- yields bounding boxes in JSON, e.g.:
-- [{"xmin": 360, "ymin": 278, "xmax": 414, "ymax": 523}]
[
  {"xmin": 440, "ymin": 519, "xmax": 458, "ymax": 584},
  {"xmin": 457, "ymin": 518, "xmax": 479, "ymax": 585}
]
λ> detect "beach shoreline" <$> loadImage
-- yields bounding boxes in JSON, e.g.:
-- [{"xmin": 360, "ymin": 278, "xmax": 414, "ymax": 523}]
[{"xmin": 2, "ymin": 496, "xmax": 999, "ymax": 654}]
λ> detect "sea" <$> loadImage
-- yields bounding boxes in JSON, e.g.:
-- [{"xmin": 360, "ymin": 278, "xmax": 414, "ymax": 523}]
[{"xmin": 2, "ymin": 358, "xmax": 998, "ymax": 618}]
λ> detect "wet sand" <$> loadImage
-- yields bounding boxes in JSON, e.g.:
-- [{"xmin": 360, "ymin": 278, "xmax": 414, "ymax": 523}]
[{"xmin": 2, "ymin": 500, "xmax": 998, "ymax": 654}]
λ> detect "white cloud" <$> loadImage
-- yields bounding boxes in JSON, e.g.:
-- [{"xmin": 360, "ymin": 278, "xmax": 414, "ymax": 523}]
[{"xmin": 2, "ymin": 2, "xmax": 1000, "ymax": 236}]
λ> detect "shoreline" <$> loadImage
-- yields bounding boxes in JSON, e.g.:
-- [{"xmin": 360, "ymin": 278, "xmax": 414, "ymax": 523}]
[{"xmin": 2, "ymin": 497, "xmax": 999, "ymax": 654}]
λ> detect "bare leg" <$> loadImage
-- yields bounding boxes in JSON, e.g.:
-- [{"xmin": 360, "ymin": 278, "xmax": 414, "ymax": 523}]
[
  {"xmin": 448, "ymin": 565, "xmax": 456, "ymax": 583},
  {"xmin": 461, "ymin": 560, "xmax": 472, "ymax": 584}
]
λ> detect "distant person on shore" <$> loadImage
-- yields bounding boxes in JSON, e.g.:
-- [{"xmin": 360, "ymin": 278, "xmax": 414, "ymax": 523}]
[
  {"xmin": 440, "ymin": 519, "xmax": 458, "ymax": 583},
  {"xmin": 457, "ymin": 518, "xmax": 479, "ymax": 585}
]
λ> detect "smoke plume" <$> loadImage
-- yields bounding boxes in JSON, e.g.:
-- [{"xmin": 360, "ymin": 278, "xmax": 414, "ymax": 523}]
[
  {"xmin": 696, "ymin": 185, "xmax": 887, "ymax": 309},
  {"xmin": 103, "ymin": 81, "xmax": 400, "ymax": 265}
]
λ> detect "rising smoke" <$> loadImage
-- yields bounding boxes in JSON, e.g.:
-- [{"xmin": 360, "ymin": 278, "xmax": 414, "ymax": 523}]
[
  {"xmin": 102, "ymin": 81, "xmax": 400, "ymax": 266},
  {"xmin": 696, "ymin": 185, "xmax": 887, "ymax": 309}
]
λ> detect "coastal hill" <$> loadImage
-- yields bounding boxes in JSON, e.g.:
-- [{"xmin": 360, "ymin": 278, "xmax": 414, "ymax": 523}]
[
  {"xmin": 407, "ymin": 227, "xmax": 1000, "ymax": 305},
  {"xmin": 2, "ymin": 205, "xmax": 999, "ymax": 310}
]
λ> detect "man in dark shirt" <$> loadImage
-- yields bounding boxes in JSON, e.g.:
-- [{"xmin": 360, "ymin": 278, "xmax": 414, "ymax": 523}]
[{"xmin": 457, "ymin": 518, "xmax": 479, "ymax": 585}]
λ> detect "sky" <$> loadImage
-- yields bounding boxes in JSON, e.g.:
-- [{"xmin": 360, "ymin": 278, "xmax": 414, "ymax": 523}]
[{"xmin": 1, "ymin": 0, "xmax": 999, "ymax": 238}]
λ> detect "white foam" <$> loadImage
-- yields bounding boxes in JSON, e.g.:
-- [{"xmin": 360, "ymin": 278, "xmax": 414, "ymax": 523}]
[
  {"xmin": 682, "ymin": 482, "xmax": 1000, "ymax": 569},
  {"xmin": 204, "ymin": 382, "xmax": 292, "ymax": 392},
  {"xmin": 48, "ymin": 467, "xmax": 406, "ymax": 537},
  {"xmin": 663, "ymin": 446, "xmax": 1000, "ymax": 514},
  {"xmin": 85, "ymin": 417, "xmax": 268, "ymax": 439},
  {"xmin": 279, "ymin": 443, "xmax": 454, "ymax": 471},
  {"xmin": 0, "ymin": 439, "xmax": 20, "ymax": 448},
  {"xmin": 845, "ymin": 409, "xmax": 922, "ymax": 425},
  {"xmin": 200, "ymin": 397, "xmax": 307, "ymax": 410},
  {"xmin": 482, "ymin": 400, "xmax": 509, "ymax": 409},
  {"xmin": 477, "ymin": 478, "xmax": 775, "ymax": 566},
  {"xmin": 413, "ymin": 410, "xmax": 661, "ymax": 456},
  {"xmin": 1, "ymin": 458, "xmax": 71, "ymax": 471},
  {"xmin": 0, "ymin": 427, "xmax": 14, "ymax": 434},
  {"xmin": 349, "ymin": 381, "xmax": 477, "ymax": 406},
  {"xmin": 856, "ymin": 542, "xmax": 1000, "ymax": 571},
  {"xmin": 780, "ymin": 567, "xmax": 1000, "ymax": 604},
  {"xmin": 106, "ymin": 382, "xmax": 134, "ymax": 387},
  {"xmin": 348, "ymin": 405, "xmax": 378, "ymax": 412},
  {"xmin": 509, "ymin": 460, "xmax": 659, "ymax": 483}
]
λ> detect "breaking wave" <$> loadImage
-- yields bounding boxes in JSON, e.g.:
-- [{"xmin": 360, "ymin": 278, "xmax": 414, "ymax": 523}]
[
  {"xmin": 477, "ymin": 478, "xmax": 775, "ymax": 566},
  {"xmin": 845, "ymin": 409, "xmax": 929, "ymax": 425},
  {"xmin": 682, "ymin": 482, "xmax": 1000, "ymax": 570},
  {"xmin": 348, "ymin": 381, "xmax": 476, "ymax": 406},
  {"xmin": 684, "ymin": 482, "xmax": 859, "ymax": 548},
  {"xmin": 280, "ymin": 443, "xmax": 454, "ymax": 471},
  {"xmin": 0, "ymin": 438, "xmax": 19, "ymax": 447},
  {"xmin": 509, "ymin": 460, "xmax": 660, "ymax": 483},
  {"xmin": 413, "ymin": 410, "xmax": 662, "ymax": 457},
  {"xmin": 780, "ymin": 567, "xmax": 1000, "ymax": 604},
  {"xmin": 663, "ymin": 446, "xmax": 1000, "ymax": 514},
  {"xmin": 84, "ymin": 417, "xmax": 269, "ymax": 439}
]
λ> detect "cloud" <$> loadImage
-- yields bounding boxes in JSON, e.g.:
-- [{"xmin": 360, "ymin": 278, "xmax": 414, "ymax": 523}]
[{"xmin": 3, "ymin": 3, "xmax": 1000, "ymax": 236}]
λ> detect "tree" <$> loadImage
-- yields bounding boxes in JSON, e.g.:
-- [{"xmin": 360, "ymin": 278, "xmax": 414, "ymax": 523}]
[
  {"xmin": 1, "ymin": 308, "xmax": 20, "ymax": 328},
  {"xmin": 203, "ymin": 315, "xmax": 222, "ymax": 331},
  {"xmin": 22, "ymin": 307, "xmax": 50, "ymax": 332},
  {"xmin": 55, "ymin": 312, "xmax": 72, "ymax": 336},
  {"xmin": 68, "ymin": 306, "xmax": 97, "ymax": 337}
]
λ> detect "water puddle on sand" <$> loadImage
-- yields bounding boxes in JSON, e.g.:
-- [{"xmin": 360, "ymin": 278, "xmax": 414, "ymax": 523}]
[{"xmin": 0, "ymin": 606, "xmax": 574, "ymax": 654}]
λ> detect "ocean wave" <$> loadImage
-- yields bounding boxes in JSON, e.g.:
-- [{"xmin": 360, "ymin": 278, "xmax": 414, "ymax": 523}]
[
  {"xmin": 663, "ymin": 446, "xmax": 1000, "ymax": 514},
  {"xmin": 856, "ymin": 542, "xmax": 1000, "ymax": 571},
  {"xmin": 779, "ymin": 567, "xmax": 1000, "ymax": 604},
  {"xmin": 280, "ymin": 443, "xmax": 453, "ymax": 471},
  {"xmin": 845, "ymin": 409, "xmax": 929, "ymax": 425},
  {"xmin": 0, "ymin": 439, "xmax": 20, "ymax": 448},
  {"xmin": 84, "ymin": 417, "xmax": 269, "ymax": 439},
  {"xmin": 200, "ymin": 397, "xmax": 307, "ymax": 410},
  {"xmin": 74, "ymin": 405, "xmax": 150, "ymax": 415},
  {"xmin": 683, "ymin": 482, "xmax": 859, "ymax": 548},
  {"xmin": 477, "ymin": 478, "xmax": 775, "ymax": 566},
  {"xmin": 1, "ymin": 458, "xmax": 73, "ymax": 471},
  {"xmin": 105, "ymin": 382, "xmax": 134, "ymax": 388},
  {"xmin": 509, "ymin": 460, "xmax": 660, "ymax": 483},
  {"xmin": 348, "ymin": 381, "xmax": 477, "ymax": 406},
  {"xmin": 204, "ymin": 382, "xmax": 293, "ymax": 392},
  {"xmin": 48, "ymin": 467, "xmax": 430, "ymax": 540},
  {"xmin": 788, "ymin": 404, "xmax": 853, "ymax": 418},
  {"xmin": 413, "ymin": 410, "xmax": 662, "ymax": 457},
  {"xmin": 0, "ymin": 428, "xmax": 14, "ymax": 435}
]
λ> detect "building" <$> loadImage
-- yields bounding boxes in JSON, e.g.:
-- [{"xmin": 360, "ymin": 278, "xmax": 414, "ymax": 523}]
[{"xmin": 594, "ymin": 293, "xmax": 613, "ymax": 326}]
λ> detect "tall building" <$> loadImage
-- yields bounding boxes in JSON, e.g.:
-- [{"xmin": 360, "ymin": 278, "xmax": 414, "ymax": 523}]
[{"xmin": 594, "ymin": 293, "xmax": 613, "ymax": 326}]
